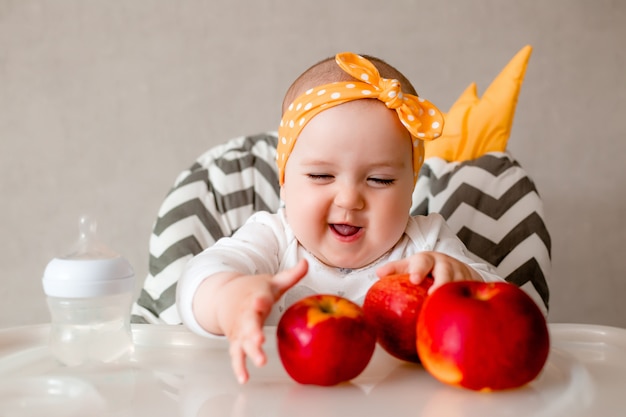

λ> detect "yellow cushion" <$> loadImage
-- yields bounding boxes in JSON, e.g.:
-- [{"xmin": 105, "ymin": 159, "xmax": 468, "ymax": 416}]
[{"xmin": 424, "ymin": 45, "xmax": 533, "ymax": 162}]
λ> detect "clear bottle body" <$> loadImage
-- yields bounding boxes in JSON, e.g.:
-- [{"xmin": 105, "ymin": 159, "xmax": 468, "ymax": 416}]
[{"xmin": 46, "ymin": 292, "xmax": 134, "ymax": 366}]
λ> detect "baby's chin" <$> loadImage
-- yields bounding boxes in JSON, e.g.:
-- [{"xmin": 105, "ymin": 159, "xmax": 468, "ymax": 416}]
[{"xmin": 315, "ymin": 250, "xmax": 389, "ymax": 272}]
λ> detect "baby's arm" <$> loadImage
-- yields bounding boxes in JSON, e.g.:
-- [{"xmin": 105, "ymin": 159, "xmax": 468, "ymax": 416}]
[
  {"xmin": 377, "ymin": 214, "xmax": 503, "ymax": 293},
  {"xmin": 192, "ymin": 259, "xmax": 308, "ymax": 384},
  {"xmin": 177, "ymin": 210, "xmax": 306, "ymax": 383}
]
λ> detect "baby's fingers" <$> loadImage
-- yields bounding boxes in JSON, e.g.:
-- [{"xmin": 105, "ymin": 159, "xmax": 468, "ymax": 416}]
[
  {"xmin": 229, "ymin": 297, "xmax": 271, "ymax": 384},
  {"xmin": 270, "ymin": 259, "xmax": 308, "ymax": 299},
  {"xmin": 378, "ymin": 256, "xmax": 434, "ymax": 284},
  {"xmin": 230, "ymin": 330, "xmax": 265, "ymax": 384},
  {"xmin": 375, "ymin": 261, "xmax": 403, "ymax": 278},
  {"xmin": 230, "ymin": 327, "xmax": 266, "ymax": 384},
  {"xmin": 229, "ymin": 340, "xmax": 250, "ymax": 384}
]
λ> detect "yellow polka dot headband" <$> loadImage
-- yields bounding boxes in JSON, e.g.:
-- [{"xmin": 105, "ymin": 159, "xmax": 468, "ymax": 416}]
[{"xmin": 277, "ymin": 52, "xmax": 445, "ymax": 185}]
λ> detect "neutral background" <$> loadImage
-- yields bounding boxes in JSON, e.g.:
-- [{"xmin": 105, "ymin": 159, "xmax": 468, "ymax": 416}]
[{"xmin": 1, "ymin": 0, "xmax": 624, "ymax": 329}]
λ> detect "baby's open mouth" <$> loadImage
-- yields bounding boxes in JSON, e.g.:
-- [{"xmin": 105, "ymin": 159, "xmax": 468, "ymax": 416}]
[{"xmin": 330, "ymin": 224, "xmax": 362, "ymax": 237}]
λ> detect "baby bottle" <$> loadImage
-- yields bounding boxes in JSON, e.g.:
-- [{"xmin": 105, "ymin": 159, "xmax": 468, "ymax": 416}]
[{"xmin": 42, "ymin": 215, "xmax": 135, "ymax": 366}]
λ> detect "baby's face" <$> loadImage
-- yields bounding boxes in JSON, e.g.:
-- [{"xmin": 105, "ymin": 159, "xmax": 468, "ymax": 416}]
[{"xmin": 281, "ymin": 100, "xmax": 415, "ymax": 269}]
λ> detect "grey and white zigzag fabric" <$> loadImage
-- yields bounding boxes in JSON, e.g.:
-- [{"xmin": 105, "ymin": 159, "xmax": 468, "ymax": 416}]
[
  {"xmin": 132, "ymin": 134, "xmax": 550, "ymax": 324},
  {"xmin": 412, "ymin": 153, "xmax": 551, "ymax": 314},
  {"xmin": 132, "ymin": 133, "xmax": 280, "ymax": 324}
]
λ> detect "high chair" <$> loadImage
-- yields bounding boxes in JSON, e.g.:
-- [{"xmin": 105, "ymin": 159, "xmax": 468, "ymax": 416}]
[{"xmin": 132, "ymin": 45, "xmax": 550, "ymax": 324}]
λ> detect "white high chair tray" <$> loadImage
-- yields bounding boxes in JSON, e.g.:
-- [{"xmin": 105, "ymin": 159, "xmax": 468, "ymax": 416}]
[{"xmin": 0, "ymin": 323, "xmax": 624, "ymax": 417}]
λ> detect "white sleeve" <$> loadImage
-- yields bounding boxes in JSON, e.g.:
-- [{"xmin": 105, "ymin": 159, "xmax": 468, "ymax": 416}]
[
  {"xmin": 407, "ymin": 214, "xmax": 505, "ymax": 283},
  {"xmin": 176, "ymin": 211, "xmax": 287, "ymax": 337}
]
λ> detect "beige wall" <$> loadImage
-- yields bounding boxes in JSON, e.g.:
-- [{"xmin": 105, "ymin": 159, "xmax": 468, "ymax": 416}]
[{"xmin": 1, "ymin": 0, "xmax": 625, "ymax": 328}]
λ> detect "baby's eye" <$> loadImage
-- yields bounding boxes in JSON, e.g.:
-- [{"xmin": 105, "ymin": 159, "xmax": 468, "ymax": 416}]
[
  {"xmin": 368, "ymin": 177, "xmax": 395, "ymax": 186},
  {"xmin": 308, "ymin": 174, "xmax": 334, "ymax": 181}
]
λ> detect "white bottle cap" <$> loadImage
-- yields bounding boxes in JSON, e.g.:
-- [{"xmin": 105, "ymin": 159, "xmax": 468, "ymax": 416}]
[{"xmin": 42, "ymin": 216, "xmax": 135, "ymax": 298}]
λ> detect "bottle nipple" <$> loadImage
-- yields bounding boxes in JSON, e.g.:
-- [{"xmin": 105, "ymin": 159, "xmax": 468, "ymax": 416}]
[
  {"xmin": 43, "ymin": 215, "xmax": 135, "ymax": 299},
  {"xmin": 63, "ymin": 215, "xmax": 118, "ymax": 260}
]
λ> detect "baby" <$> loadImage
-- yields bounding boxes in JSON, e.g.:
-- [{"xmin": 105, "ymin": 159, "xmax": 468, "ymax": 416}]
[{"xmin": 177, "ymin": 52, "xmax": 503, "ymax": 384}]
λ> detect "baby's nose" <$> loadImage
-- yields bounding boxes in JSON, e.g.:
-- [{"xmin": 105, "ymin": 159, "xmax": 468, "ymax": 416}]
[{"xmin": 333, "ymin": 184, "xmax": 365, "ymax": 210}]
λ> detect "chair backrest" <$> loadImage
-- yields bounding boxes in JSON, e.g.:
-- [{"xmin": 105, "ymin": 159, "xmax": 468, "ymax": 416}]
[{"xmin": 131, "ymin": 133, "xmax": 550, "ymax": 324}]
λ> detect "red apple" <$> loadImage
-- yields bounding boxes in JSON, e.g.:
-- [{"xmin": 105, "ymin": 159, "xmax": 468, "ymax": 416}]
[
  {"xmin": 276, "ymin": 294, "xmax": 376, "ymax": 386},
  {"xmin": 416, "ymin": 281, "xmax": 550, "ymax": 391},
  {"xmin": 362, "ymin": 274, "xmax": 433, "ymax": 363}
]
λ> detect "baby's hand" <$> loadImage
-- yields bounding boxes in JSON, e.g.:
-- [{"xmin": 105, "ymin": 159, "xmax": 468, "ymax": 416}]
[
  {"xmin": 376, "ymin": 252, "xmax": 481, "ymax": 294},
  {"xmin": 222, "ymin": 260, "xmax": 308, "ymax": 384}
]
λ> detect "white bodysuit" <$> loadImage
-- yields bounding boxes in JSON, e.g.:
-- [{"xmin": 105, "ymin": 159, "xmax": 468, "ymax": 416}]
[{"xmin": 177, "ymin": 208, "xmax": 503, "ymax": 337}]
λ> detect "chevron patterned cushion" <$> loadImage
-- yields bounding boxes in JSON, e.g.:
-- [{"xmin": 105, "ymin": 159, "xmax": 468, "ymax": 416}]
[
  {"xmin": 132, "ymin": 134, "xmax": 550, "ymax": 323},
  {"xmin": 412, "ymin": 153, "xmax": 551, "ymax": 314},
  {"xmin": 132, "ymin": 133, "xmax": 281, "ymax": 323}
]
